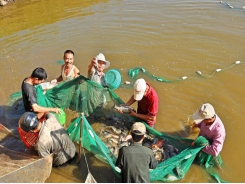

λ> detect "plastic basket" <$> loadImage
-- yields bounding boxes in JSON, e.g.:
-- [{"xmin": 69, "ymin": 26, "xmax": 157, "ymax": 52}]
[
  {"xmin": 54, "ymin": 109, "xmax": 66, "ymax": 125},
  {"xmin": 104, "ymin": 69, "xmax": 122, "ymax": 90}
]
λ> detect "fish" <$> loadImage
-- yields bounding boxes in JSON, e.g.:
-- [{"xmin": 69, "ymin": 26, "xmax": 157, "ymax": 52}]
[
  {"xmin": 108, "ymin": 138, "xmax": 119, "ymax": 148},
  {"xmin": 153, "ymin": 148, "xmax": 166, "ymax": 163},
  {"xmin": 113, "ymin": 147, "xmax": 119, "ymax": 156},
  {"xmin": 105, "ymin": 126, "xmax": 122, "ymax": 135},
  {"xmin": 145, "ymin": 133, "xmax": 155, "ymax": 141},
  {"xmin": 112, "ymin": 105, "xmax": 135, "ymax": 114},
  {"xmin": 120, "ymin": 141, "xmax": 131, "ymax": 148}
]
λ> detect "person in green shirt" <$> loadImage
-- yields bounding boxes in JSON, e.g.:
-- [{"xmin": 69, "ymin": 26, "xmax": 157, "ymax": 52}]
[{"xmin": 115, "ymin": 122, "xmax": 158, "ymax": 183}]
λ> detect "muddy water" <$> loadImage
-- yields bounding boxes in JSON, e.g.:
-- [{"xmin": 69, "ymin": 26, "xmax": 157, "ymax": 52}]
[{"xmin": 0, "ymin": 0, "xmax": 245, "ymax": 182}]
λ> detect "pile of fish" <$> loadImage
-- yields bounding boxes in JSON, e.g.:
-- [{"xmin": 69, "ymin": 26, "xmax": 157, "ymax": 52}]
[
  {"xmin": 99, "ymin": 125, "xmax": 130, "ymax": 157},
  {"xmin": 143, "ymin": 135, "xmax": 179, "ymax": 163},
  {"xmin": 99, "ymin": 125, "xmax": 179, "ymax": 164}
]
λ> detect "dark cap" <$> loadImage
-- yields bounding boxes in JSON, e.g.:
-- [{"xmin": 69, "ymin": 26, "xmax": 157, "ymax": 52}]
[{"xmin": 18, "ymin": 112, "xmax": 40, "ymax": 132}]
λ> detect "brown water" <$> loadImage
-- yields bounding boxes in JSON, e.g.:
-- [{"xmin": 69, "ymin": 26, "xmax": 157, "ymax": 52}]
[{"xmin": 0, "ymin": 0, "xmax": 245, "ymax": 182}]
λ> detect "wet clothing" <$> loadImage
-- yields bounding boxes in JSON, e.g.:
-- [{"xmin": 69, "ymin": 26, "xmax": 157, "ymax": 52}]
[
  {"xmin": 21, "ymin": 78, "xmax": 37, "ymax": 112},
  {"xmin": 115, "ymin": 142, "xmax": 158, "ymax": 183},
  {"xmin": 137, "ymin": 82, "xmax": 158, "ymax": 127},
  {"xmin": 35, "ymin": 113, "xmax": 76, "ymax": 166},
  {"xmin": 196, "ymin": 114, "xmax": 226, "ymax": 157},
  {"xmin": 62, "ymin": 65, "xmax": 76, "ymax": 81},
  {"xmin": 87, "ymin": 68, "xmax": 106, "ymax": 86}
]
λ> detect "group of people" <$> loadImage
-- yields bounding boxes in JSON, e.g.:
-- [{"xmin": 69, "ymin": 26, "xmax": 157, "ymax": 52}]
[{"xmin": 17, "ymin": 49, "xmax": 226, "ymax": 182}]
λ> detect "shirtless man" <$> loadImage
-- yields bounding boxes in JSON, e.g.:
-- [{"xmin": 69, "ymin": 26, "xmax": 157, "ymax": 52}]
[{"xmin": 51, "ymin": 50, "xmax": 80, "ymax": 83}]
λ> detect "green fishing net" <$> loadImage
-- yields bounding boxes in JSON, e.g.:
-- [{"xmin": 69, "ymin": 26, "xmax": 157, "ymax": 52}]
[{"xmin": 8, "ymin": 75, "xmax": 226, "ymax": 182}]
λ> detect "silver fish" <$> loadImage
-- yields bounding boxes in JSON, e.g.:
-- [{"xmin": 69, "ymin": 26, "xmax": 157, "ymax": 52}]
[
  {"xmin": 113, "ymin": 147, "xmax": 119, "ymax": 156},
  {"xmin": 120, "ymin": 141, "xmax": 131, "ymax": 148},
  {"xmin": 108, "ymin": 137, "xmax": 119, "ymax": 144},
  {"xmin": 153, "ymin": 148, "xmax": 167, "ymax": 163},
  {"xmin": 112, "ymin": 105, "xmax": 135, "ymax": 114},
  {"xmin": 105, "ymin": 126, "xmax": 122, "ymax": 135}
]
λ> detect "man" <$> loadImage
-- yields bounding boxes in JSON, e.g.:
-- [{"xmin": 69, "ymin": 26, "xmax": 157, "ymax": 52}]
[
  {"xmin": 18, "ymin": 112, "xmax": 76, "ymax": 167},
  {"xmin": 115, "ymin": 122, "xmax": 158, "ymax": 183},
  {"xmin": 51, "ymin": 50, "xmax": 80, "ymax": 83},
  {"xmin": 192, "ymin": 103, "xmax": 226, "ymax": 157},
  {"xmin": 87, "ymin": 53, "xmax": 110, "ymax": 86},
  {"xmin": 121, "ymin": 78, "xmax": 158, "ymax": 128},
  {"xmin": 21, "ymin": 67, "xmax": 61, "ymax": 119}
]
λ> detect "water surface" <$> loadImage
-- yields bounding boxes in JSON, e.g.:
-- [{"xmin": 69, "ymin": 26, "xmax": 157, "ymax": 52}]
[{"xmin": 0, "ymin": 0, "xmax": 244, "ymax": 182}]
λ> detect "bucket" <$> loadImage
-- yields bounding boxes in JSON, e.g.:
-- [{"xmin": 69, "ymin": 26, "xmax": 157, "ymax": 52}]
[
  {"xmin": 104, "ymin": 69, "xmax": 122, "ymax": 90},
  {"xmin": 39, "ymin": 82, "xmax": 57, "ymax": 90}
]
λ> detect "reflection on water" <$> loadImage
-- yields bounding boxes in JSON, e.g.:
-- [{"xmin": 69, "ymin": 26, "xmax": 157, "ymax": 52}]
[{"xmin": 0, "ymin": 0, "xmax": 245, "ymax": 182}]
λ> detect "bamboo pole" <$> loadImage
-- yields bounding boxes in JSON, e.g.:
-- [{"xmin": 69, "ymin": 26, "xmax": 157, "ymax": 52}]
[
  {"xmin": 0, "ymin": 123, "xmax": 21, "ymax": 140},
  {"xmin": 77, "ymin": 113, "xmax": 84, "ymax": 164}
]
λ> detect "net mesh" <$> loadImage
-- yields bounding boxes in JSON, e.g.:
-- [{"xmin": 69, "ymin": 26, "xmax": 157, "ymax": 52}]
[
  {"xmin": 0, "ymin": 144, "xmax": 52, "ymax": 182},
  {"xmin": 7, "ymin": 75, "xmax": 226, "ymax": 182}
]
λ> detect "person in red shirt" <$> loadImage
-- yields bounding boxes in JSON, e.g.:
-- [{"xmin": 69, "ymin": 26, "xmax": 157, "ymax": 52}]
[{"xmin": 121, "ymin": 78, "xmax": 158, "ymax": 128}]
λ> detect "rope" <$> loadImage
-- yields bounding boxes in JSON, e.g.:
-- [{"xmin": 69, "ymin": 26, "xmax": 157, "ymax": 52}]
[
  {"xmin": 82, "ymin": 144, "xmax": 91, "ymax": 174},
  {"xmin": 196, "ymin": 60, "xmax": 244, "ymax": 78},
  {"xmin": 220, "ymin": 1, "xmax": 245, "ymax": 9},
  {"xmin": 128, "ymin": 67, "xmax": 187, "ymax": 83},
  {"xmin": 78, "ymin": 113, "xmax": 91, "ymax": 173},
  {"xmin": 120, "ymin": 60, "xmax": 244, "ymax": 87}
]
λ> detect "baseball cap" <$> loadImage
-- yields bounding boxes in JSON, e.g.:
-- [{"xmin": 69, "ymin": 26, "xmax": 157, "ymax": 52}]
[
  {"xmin": 192, "ymin": 103, "xmax": 216, "ymax": 123},
  {"xmin": 18, "ymin": 112, "xmax": 40, "ymax": 132},
  {"xmin": 134, "ymin": 78, "xmax": 146, "ymax": 101},
  {"xmin": 131, "ymin": 122, "xmax": 146, "ymax": 135}
]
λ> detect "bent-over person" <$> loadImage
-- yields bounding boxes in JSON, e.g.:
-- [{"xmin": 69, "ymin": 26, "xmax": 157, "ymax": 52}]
[{"xmin": 18, "ymin": 112, "xmax": 76, "ymax": 167}]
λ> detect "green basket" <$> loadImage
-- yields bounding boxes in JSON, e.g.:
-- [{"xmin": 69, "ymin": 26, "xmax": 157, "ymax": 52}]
[
  {"xmin": 54, "ymin": 108, "xmax": 66, "ymax": 125},
  {"xmin": 104, "ymin": 69, "xmax": 122, "ymax": 90}
]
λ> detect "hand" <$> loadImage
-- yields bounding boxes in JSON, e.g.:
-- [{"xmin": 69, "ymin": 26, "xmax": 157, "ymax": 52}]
[
  {"xmin": 117, "ymin": 108, "xmax": 123, "ymax": 114},
  {"xmin": 53, "ymin": 108, "xmax": 62, "ymax": 114},
  {"xmin": 117, "ymin": 104, "xmax": 126, "ymax": 114},
  {"xmin": 91, "ymin": 57, "xmax": 97, "ymax": 67},
  {"xmin": 51, "ymin": 79, "xmax": 57, "ymax": 84},
  {"xmin": 191, "ymin": 141, "xmax": 195, "ymax": 146},
  {"xmin": 129, "ymin": 108, "xmax": 137, "ymax": 116},
  {"xmin": 122, "ymin": 134, "xmax": 132, "ymax": 142}
]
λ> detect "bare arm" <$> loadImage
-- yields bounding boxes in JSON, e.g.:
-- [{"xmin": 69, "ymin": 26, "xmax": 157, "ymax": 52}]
[
  {"xmin": 32, "ymin": 103, "xmax": 61, "ymax": 114},
  {"xmin": 55, "ymin": 75, "xmax": 63, "ymax": 82},
  {"xmin": 51, "ymin": 65, "xmax": 64, "ymax": 83},
  {"xmin": 129, "ymin": 109, "xmax": 156, "ymax": 122},
  {"xmin": 88, "ymin": 57, "xmax": 97, "ymax": 76},
  {"xmin": 125, "ymin": 95, "xmax": 136, "ymax": 106},
  {"xmin": 74, "ymin": 67, "xmax": 80, "ymax": 78}
]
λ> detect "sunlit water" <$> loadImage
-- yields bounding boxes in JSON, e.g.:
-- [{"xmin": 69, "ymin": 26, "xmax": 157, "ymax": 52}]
[{"xmin": 0, "ymin": 0, "xmax": 245, "ymax": 182}]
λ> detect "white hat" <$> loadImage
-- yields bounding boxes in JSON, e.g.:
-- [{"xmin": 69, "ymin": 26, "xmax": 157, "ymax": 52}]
[
  {"xmin": 134, "ymin": 78, "xmax": 146, "ymax": 101},
  {"xmin": 96, "ymin": 53, "xmax": 110, "ymax": 69},
  {"xmin": 131, "ymin": 122, "xmax": 146, "ymax": 135},
  {"xmin": 192, "ymin": 103, "xmax": 216, "ymax": 123}
]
